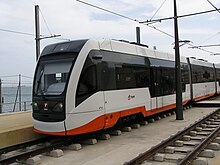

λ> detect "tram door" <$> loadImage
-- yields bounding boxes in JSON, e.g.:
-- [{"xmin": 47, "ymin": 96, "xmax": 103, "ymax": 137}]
[{"xmin": 151, "ymin": 67, "xmax": 163, "ymax": 111}]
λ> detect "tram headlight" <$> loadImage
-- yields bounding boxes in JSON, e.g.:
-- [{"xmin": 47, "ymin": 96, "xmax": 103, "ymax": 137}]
[
  {"xmin": 32, "ymin": 102, "xmax": 39, "ymax": 111},
  {"xmin": 53, "ymin": 103, "xmax": 64, "ymax": 112}
]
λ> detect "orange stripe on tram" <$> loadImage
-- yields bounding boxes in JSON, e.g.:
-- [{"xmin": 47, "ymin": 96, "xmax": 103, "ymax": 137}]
[{"xmin": 34, "ymin": 101, "xmax": 191, "ymax": 136}]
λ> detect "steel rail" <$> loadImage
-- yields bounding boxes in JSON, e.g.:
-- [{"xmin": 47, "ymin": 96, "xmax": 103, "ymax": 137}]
[
  {"xmin": 0, "ymin": 131, "xmax": 96, "ymax": 165},
  {"xmin": 0, "ymin": 137, "xmax": 72, "ymax": 165},
  {"xmin": 124, "ymin": 108, "xmax": 220, "ymax": 165},
  {"xmin": 0, "ymin": 136, "xmax": 51, "ymax": 155},
  {"xmin": 178, "ymin": 123, "xmax": 220, "ymax": 165}
]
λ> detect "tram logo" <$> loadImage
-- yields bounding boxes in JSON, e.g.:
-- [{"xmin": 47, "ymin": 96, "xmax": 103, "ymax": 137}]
[
  {"xmin": 128, "ymin": 95, "xmax": 135, "ymax": 100},
  {"xmin": 44, "ymin": 102, "xmax": 48, "ymax": 110}
]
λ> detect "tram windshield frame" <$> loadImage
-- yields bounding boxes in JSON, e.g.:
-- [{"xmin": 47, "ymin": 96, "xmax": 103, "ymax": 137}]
[{"xmin": 33, "ymin": 53, "xmax": 77, "ymax": 97}]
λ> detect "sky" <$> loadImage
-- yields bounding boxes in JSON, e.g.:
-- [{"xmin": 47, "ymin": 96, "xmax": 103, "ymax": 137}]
[{"xmin": 0, "ymin": 0, "xmax": 220, "ymax": 85}]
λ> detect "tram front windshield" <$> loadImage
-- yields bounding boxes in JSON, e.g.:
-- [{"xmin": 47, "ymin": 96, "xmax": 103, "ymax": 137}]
[{"xmin": 34, "ymin": 55, "xmax": 74, "ymax": 96}]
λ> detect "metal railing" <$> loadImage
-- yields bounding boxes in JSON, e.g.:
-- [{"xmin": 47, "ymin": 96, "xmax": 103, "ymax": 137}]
[
  {"xmin": 0, "ymin": 74, "xmax": 33, "ymax": 113},
  {"xmin": 0, "ymin": 101, "xmax": 32, "ymax": 113}
]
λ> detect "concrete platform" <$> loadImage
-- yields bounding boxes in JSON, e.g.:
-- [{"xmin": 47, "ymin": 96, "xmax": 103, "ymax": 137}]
[
  {"xmin": 0, "ymin": 111, "xmax": 42, "ymax": 149},
  {"xmin": 194, "ymin": 100, "xmax": 220, "ymax": 107},
  {"xmin": 197, "ymin": 100, "xmax": 220, "ymax": 104},
  {"xmin": 40, "ymin": 107, "xmax": 220, "ymax": 165}
]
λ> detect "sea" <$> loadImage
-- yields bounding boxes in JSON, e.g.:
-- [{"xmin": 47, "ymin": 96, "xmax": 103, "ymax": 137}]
[{"xmin": 1, "ymin": 86, "xmax": 32, "ymax": 113}]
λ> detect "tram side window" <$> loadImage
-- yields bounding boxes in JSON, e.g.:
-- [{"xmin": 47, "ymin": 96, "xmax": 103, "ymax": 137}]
[
  {"xmin": 148, "ymin": 58, "xmax": 176, "ymax": 97},
  {"xmin": 135, "ymin": 67, "xmax": 150, "ymax": 88},
  {"xmin": 192, "ymin": 65, "xmax": 199, "ymax": 83},
  {"xmin": 192, "ymin": 65, "xmax": 214, "ymax": 83},
  {"xmin": 192, "ymin": 65, "xmax": 203, "ymax": 83},
  {"xmin": 181, "ymin": 63, "xmax": 189, "ymax": 92},
  {"xmin": 102, "ymin": 62, "xmax": 117, "ymax": 90},
  {"xmin": 115, "ymin": 65, "xmax": 149, "ymax": 90},
  {"xmin": 76, "ymin": 65, "xmax": 97, "ymax": 106},
  {"xmin": 161, "ymin": 67, "xmax": 175, "ymax": 95},
  {"xmin": 116, "ymin": 65, "xmax": 136, "ymax": 89},
  {"xmin": 206, "ymin": 67, "xmax": 214, "ymax": 82},
  {"xmin": 101, "ymin": 50, "xmax": 150, "ymax": 90}
]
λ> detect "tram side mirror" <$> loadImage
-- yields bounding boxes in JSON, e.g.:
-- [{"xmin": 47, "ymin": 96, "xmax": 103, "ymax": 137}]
[{"xmin": 92, "ymin": 54, "xmax": 103, "ymax": 60}]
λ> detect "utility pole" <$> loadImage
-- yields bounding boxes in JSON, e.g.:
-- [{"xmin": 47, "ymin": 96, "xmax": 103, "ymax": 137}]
[
  {"xmin": 34, "ymin": 5, "xmax": 61, "ymax": 61},
  {"xmin": 0, "ymin": 79, "xmax": 2, "ymax": 113},
  {"xmin": 35, "ymin": 5, "xmax": 40, "ymax": 61},
  {"xmin": 174, "ymin": 0, "xmax": 183, "ymax": 120},
  {"xmin": 19, "ymin": 74, "xmax": 22, "ymax": 111}
]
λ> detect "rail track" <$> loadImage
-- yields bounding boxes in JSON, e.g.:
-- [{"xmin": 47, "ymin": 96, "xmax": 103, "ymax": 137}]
[
  {"xmin": 125, "ymin": 108, "xmax": 220, "ymax": 165},
  {"xmin": 0, "ymin": 114, "xmax": 166, "ymax": 165},
  {"xmin": 0, "ymin": 136, "xmax": 73, "ymax": 165},
  {"xmin": 0, "ymin": 129, "xmax": 121, "ymax": 165},
  {"xmin": 0, "ymin": 122, "xmax": 142, "ymax": 164}
]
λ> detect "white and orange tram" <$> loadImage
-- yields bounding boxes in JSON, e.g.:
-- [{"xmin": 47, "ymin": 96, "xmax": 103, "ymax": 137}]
[{"xmin": 32, "ymin": 39, "xmax": 220, "ymax": 136}]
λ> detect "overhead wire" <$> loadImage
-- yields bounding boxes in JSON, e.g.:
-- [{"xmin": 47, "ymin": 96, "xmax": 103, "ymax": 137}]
[
  {"xmin": 76, "ymin": 0, "xmax": 139, "ymax": 23},
  {"xmin": 188, "ymin": 43, "xmax": 215, "ymax": 54},
  {"xmin": 0, "ymin": 27, "xmax": 71, "ymax": 41},
  {"xmin": 149, "ymin": 0, "xmax": 167, "ymax": 21},
  {"xmin": 0, "ymin": 28, "xmax": 35, "ymax": 36},
  {"xmin": 188, "ymin": 31, "xmax": 220, "ymax": 51},
  {"xmin": 200, "ymin": 31, "xmax": 220, "ymax": 45},
  {"xmin": 188, "ymin": 0, "xmax": 220, "ymax": 50},
  {"xmin": 146, "ymin": 24, "xmax": 174, "ymax": 38},
  {"xmin": 0, "ymin": 6, "xmax": 71, "ymax": 41},
  {"xmin": 39, "ymin": 8, "xmax": 53, "ymax": 36},
  {"xmin": 76, "ymin": 0, "xmax": 218, "ymax": 55},
  {"xmin": 38, "ymin": 7, "xmax": 71, "ymax": 41},
  {"xmin": 145, "ymin": 0, "xmax": 174, "ymax": 38},
  {"xmin": 76, "ymin": 0, "xmax": 174, "ymax": 38},
  {"xmin": 140, "ymin": 8, "xmax": 220, "ymax": 24},
  {"xmin": 53, "ymin": 37, "xmax": 71, "ymax": 41},
  {"xmin": 189, "ymin": 43, "xmax": 220, "ymax": 48},
  {"xmin": 198, "ymin": 0, "xmax": 220, "ymax": 46},
  {"xmin": 0, "ymin": 27, "xmax": 50, "ymax": 39},
  {"xmin": 206, "ymin": 0, "xmax": 220, "ymax": 13}
]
